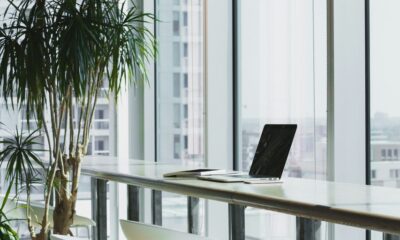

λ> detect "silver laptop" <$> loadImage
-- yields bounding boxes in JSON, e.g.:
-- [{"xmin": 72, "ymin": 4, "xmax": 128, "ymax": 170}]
[{"xmin": 199, "ymin": 124, "xmax": 297, "ymax": 183}]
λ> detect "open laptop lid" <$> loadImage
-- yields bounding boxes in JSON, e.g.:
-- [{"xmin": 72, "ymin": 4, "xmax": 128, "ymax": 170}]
[{"xmin": 249, "ymin": 124, "xmax": 297, "ymax": 178}]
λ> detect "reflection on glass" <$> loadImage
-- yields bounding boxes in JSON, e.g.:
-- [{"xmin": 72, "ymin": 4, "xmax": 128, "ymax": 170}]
[
  {"xmin": 370, "ymin": 0, "xmax": 400, "ymax": 239},
  {"xmin": 156, "ymin": 0, "xmax": 205, "ymax": 234},
  {"xmin": 237, "ymin": 0, "xmax": 327, "ymax": 239}
]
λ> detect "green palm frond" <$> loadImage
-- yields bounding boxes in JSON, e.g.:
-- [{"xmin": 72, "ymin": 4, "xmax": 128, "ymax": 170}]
[
  {"xmin": 0, "ymin": 128, "xmax": 45, "ymax": 190},
  {"xmin": 0, "ymin": 0, "xmax": 156, "ymax": 123},
  {"xmin": 0, "ymin": 223, "xmax": 19, "ymax": 240},
  {"xmin": 0, "ymin": 178, "xmax": 20, "ymax": 240}
]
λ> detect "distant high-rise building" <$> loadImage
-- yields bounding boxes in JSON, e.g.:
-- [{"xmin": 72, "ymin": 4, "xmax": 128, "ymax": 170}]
[{"xmin": 156, "ymin": 0, "xmax": 204, "ymax": 165}]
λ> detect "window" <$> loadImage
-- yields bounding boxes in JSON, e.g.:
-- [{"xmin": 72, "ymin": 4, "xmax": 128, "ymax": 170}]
[
  {"xmin": 173, "ymin": 73, "xmax": 181, "ymax": 97},
  {"xmin": 94, "ymin": 136, "xmax": 109, "ymax": 154},
  {"xmin": 173, "ymin": 11, "xmax": 180, "ymax": 36},
  {"xmin": 87, "ymin": 140, "xmax": 93, "ymax": 155},
  {"xmin": 173, "ymin": 43, "xmax": 181, "ymax": 67},
  {"xmin": 381, "ymin": 149, "xmax": 386, "ymax": 159},
  {"xmin": 157, "ymin": 0, "xmax": 205, "ymax": 164},
  {"xmin": 96, "ymin": 140, "xmax": 105, "ymax": 151},
  {"xmin": 184, "ymin": 135, "xmax": 188, "ymax": 149},
  {"xmin": 96, "ymin": 109, "xmax": 104, "ymax": 119},
  {"xmin": 156, "ymin": 0, "xmax": 205, "ymax": 233},
  {"xmin": 370, "ymin": 0, "xmax": 400, "ymax": 201},
  {"xmin": 183, "ymin": 73, "xmax": 188, "ymax": 88},
  {"xmin": 390, "ymin": 169, "xmax": 400, "ymax": 179},
  {"xmin": 237, "ymin": 0, "xmax": 327, "ymax": 177},
  {"xmin": 183, "ymin": 12, "xmax": 188, "ymax": 27},
  {"xmin": 173, "ymin": 103, "xmax": 181, "ymax": 128},
  {"xmin": 183, "ymin": 104, "xmax": 188, "ymax": 119},
  {"xmin": 174, "ymin": 135, "xmax": 181, "ymax": 159},
  {"xmin": 237, "ymin": 0, "xmax": 327, "ymax": 239},
  {"xmin": 183, "ymin": 43, "xmax": 188, "ymax": 57}
]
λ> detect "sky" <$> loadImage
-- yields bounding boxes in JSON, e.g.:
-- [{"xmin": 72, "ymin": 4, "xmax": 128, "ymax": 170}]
[{"xmin": 370, "ymin": 0, "xmax": 400, "ymax": 118}]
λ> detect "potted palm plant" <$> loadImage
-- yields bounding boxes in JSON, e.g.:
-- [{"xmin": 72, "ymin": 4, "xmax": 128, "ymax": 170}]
[{"xmin": 0, "ymin": 0, "xmax": 156, "ymax": 239}]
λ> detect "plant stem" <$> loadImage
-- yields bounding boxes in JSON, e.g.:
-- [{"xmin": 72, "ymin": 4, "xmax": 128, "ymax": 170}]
[
  {"xmin": 40, "ymin": 94, "xmax": 68, "ymax": 236},
  {"xmin": 69, "ymin": 93, "xmax": 75, "ymax": 160}
]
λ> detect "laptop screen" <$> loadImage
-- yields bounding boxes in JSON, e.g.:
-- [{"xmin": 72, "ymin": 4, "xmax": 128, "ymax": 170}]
[{"xmin": 249, "ymin": 124, "xmax": 297, "ymax": 178}]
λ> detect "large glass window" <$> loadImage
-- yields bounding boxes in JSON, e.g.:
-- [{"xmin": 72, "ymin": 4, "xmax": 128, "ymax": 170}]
[
  {"xmin": 370, "ymin": 1, "xmax": 400, "ymax": 239},
  {"xmin": 156, "ymin": 0, "xmax": 205, "ymax": 167},
  {"xmin": 237, "ymin": 0, "xmax": 327, "ymax": 239},
  {"xmin": 156, "ymin": 0, "xmax": 205, "ymax": 233},
  {"xmin": 370, "ymin": 0, "xmax": 400, "ymax": 187}
]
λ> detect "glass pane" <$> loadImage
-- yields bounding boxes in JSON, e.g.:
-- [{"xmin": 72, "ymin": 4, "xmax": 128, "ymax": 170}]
[
  {"xmin": 156, "ymin": 0, "xmax": 206, "ymax": 234},
  {"xmin": 237, "ymin": 0, "xmax": 327, "ymax": 239},
  {"xmin": 156, "ymin": 0, "xmax": 205, "ymax": 166},
  {"xmin": 370, "ymin": 0, "xmax": 400, "ymax": 239}
]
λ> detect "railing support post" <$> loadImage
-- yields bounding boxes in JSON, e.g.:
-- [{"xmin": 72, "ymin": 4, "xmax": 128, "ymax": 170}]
[
  {"xmin": 188, "ymin": 197, "xmax": 200, "ymax": 234},
  {"xmin": 229, "ymin": 204, "xmax": 245, "ymax": 240},
  {"xmin": 152, "ymin": 190, "xmax": 162, "ymax": 226},
  {"xmin": 91, "ymin": 178, "xmax": 108, "ymax": 240},
  {"xmin": 127, "ymin": 185, "xmax": 141, "ymax": 221},
  {"xmin": 296, "ymin": 217, "xmax": 321, "ymax": 240}
]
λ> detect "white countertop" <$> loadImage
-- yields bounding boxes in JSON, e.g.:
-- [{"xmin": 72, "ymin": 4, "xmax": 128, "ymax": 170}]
[{"xmin": 81, "ymin": 157, "xmax": 400, "ymax": 234}]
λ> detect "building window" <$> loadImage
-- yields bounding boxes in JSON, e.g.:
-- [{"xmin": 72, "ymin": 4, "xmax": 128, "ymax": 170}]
[
  {"xmin": 173, "ymin": 11, "xmax": 180, "ymax": 36},
  {"xmin": 371, "ymin": 170, "xmax": 376, "ymax": 179},
  {"xmin": 87, "ymin": 140, "xmax": 93, "ymax": 155},
  {"xmin": 183, "ymin": 43, "xmax": 188, "ymax": 57},
  {"xmin": 183, "ymin": 12, "xmax": 188, "ymax": 27},
  {"xmin": 174, "ymin": 135, "xmax": 181, "ymax": 159},
  {"xmin": 96, "ymin": 109, "xmax": 104, "ymax": 119},
  {"xmin": 96, "ymin": 140, "xmax": 104, "ymax": 151},
  {"xmin": 173, "ymin": 104, "xmax": 181, "ymax": 128},
  {"xmin": 173, "ymin": 73, "xmax": 181, "ymax": 97},
  {"xmin": 184, "ymin": 135, "xmax": 188, "ymax": 149},
  {"xmin": 183, "ymin": 104, "xmax": 188, "ymax": 119},
  {"xmin": 388, "ymin": 149, "xmax": 392, "ymax": 158},
  {"xmin": 395, "ymin": 149, "xmax": 398, "ymax": 159},
  {"xmin": 173, "ymin": 42, "xmax": 181, "ymax": 67},
  {"xmin": 381, "ymin": 149, "xmax": 386, "ymax": 158},
  {"xmin": 183, "ymin": 73, "xmax": 188, "ymax": 88},
  {"xmin": 390, "ymin": 169, "xmax": 400, "ymax": 179}
]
